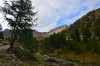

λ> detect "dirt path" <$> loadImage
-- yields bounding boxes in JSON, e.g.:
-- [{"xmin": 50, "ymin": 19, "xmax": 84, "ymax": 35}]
[{"xmin": 0, "ymin": 45, "xmax": 10, "ymax": 50}]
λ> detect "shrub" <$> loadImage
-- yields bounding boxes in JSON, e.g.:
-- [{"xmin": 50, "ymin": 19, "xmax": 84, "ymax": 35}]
[{"xmin": 14, "ymin": 47, "xmax": 37, "ymax": 61}]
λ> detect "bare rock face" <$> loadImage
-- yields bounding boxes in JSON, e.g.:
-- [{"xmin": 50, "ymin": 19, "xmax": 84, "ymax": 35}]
[
  {"xmin": 3, "ymin": 29, "xmax": 11, "ymax": 39},
  {"xmin": 34, "ymin": 25, "xmax": 68, "ymax": 40},
  {"xmin": 46, "ymin": 25, "xmax": 68, "ymax": 36},
  {"xmin": 33, "ymin": 30, "xmax": 42, "ymax": 37}
]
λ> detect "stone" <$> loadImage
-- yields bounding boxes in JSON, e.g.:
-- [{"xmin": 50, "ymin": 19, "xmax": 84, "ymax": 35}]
[
  {"xmin": 8, "ymin": 54, "xmax": 17, "ymax": 58},
  {"xmin": 0, "ymin": 44, "xmax": 2, "ymax": 46},
  {"xmin": 44, "ymin": 55, "xmax": 50, "ymax": 58}
]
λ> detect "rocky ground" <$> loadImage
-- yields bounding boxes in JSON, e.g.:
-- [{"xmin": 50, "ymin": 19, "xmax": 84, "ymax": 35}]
[
  {"xmin": 0, "ymin": 45, "xmax": 99, "ymax": 66},
  {"xmin": 0, "ymin": 45, "xmax": 9, "ymax": 50}
]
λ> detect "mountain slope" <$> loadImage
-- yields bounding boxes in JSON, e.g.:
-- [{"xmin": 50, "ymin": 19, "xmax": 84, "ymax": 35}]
[
  {"xmin": 3, "ymin": 29, "xmax": 11, "ymax": 39},
  {"xmin": 44, "ymin": 25, "xmax": 68, "ymax": 37},
  {"xmin": 3, "ymin": 25, "xmax": 68, "ymax": 40},
  {"xmin": 66, "ymin": 8, "xmax": 100, "ymax": 38},
  {"xmin": 35, "ymin": 25, "xmax": 68, "ymax": 40}
]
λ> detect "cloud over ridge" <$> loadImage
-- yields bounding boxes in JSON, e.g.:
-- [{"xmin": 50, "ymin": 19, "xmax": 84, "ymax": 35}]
[{"xmin": 0, "ymin": 0, "xmax": 100, "ymax": 32}]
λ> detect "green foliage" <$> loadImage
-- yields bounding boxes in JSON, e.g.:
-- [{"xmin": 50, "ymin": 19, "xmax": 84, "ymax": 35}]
[
  {"xmin": 0, "ymin": 32, "xmax": 4, "ymax": 39},
  {"xmin": 87, "ymin": 38, "xmax": 95, "ymax": 51},
  {"xmin": 20, "ymin": 51, "xmax": 37, "ymax": 61},
  {"xmin": 86, "ymin": 37, "xmax": 100, "ymax": 54},
  {"xmin": 95, "ymin": 27, "xmax": 100, "ymax": 40},
  {"xmin": 41, "ymin": 37, "xmax": 51, "ymax": 50},
  {"xmin": 96, "ymin": 44, "xmax": 100, "ymax": 54},
  {"xmin": 18, "ymin": 29, "xmax": 38, "ymax": 53},
  {"xmin": 82, "ymin": 28, "xmax": 91, "ymax": 42},
  {"xmin": 41, "ymin": 31, "xmax": 67, "ymax": 53},
  {"xmin": 71, "ymin": 29, "xmax": 80, "ymax": 41},
  {"xmin": 69, "ymin": 40, "xmax": 82, "ymax": 55},
  {"xmin": 14, "ymin": 47, "xmax": 37, "ymax": 61},
  {"xmin": 61, "ymin": 44, "xmax": 65, "ymax": 50}
]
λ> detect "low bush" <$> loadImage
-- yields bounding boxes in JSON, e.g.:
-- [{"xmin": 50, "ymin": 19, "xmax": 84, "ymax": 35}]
[{"xmin": 14, "ymin": 47, "xmax": 37, "ymax": 61}]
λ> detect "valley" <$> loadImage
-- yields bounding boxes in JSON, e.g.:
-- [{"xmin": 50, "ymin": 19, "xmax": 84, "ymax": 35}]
[{"xmin": 0, "ymin": 0, "xmax": 100, "ymax": 65}]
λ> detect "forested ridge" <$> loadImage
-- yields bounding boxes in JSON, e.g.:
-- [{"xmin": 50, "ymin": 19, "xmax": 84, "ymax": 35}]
[{"xmin": 40, "ymin": 8, "xmax": 100, "ymax": 64}]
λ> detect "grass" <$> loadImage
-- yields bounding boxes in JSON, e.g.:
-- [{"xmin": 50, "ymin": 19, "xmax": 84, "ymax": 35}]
[
  {"xmin": 59, "ymin": 51, "xmax": 100, "ymax": 65},
  {"xmin": 0, "ymin": 48, "xmax": 99, "ymax": 66}
]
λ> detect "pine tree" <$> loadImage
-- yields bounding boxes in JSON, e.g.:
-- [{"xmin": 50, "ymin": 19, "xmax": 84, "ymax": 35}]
[
  {"xmin": 95, "ymin": 27, "xmax": 100, "ymax": 40},
  {"xmin": 82, "ymin": 28, "xmax": 91, "ymax": 42},
  {"xmin": 1, "ymin": 0, "xmax": 37, "ymax": 49},
  {"xmin": 73, "ymin": 29, "xmax": 80, "ymax": 41},
  {"xmin": 0, "ymin": 32, "xmax": 4, "ymax": 39}
]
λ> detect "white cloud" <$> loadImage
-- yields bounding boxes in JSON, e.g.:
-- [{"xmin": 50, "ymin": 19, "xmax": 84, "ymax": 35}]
[
  {"xmin": 64, "ymin": 9, "xmax": 93, "ymax": 25},
  {"xmin": 0, "ymin": 0, "xmax": 100, "ymax": 32},
  {"xmin": 33, "ymin": 0, "xmax": 100, "ymax": 32},
  {"xmin": 36, "ymin": 22, "xmax": 57, "ymax": 32},
  {"xmin": 63, "ymin": 0, "xmax": 100, "ymax": 25}
]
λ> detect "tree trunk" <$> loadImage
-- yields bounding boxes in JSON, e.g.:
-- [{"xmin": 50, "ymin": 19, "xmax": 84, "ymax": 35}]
[
  {"xmin": 10, "ymin": 40, "xmax": 15, "ymax": 48},
  {"xmin": 9, "ymin": 16, "xmax": 19, "ymax": 49},
  {"xmin": 7, "ymin": 32, "xmax": 17, "ymax": 52},
  {"xmin": 9, "ymin": 33, "xmax": 15, "ymax": 49},
  {"xmin": 8, "ymin": 26, "xmax": 17, "ymax": 51}
]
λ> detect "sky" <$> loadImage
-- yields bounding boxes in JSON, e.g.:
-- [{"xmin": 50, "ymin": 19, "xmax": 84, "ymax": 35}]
[{"xmin": 0, "ymin": 0, "xmax": 100, "ymax": 32}]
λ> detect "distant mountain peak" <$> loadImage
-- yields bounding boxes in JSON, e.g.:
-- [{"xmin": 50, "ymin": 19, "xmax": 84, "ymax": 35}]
[
  {"xmin": 33, "ymin": 25, "xmax": 68, "ymax": 40},
  {"xmin": 48, "ymin": 25, "xmax": 68, "ymax": 34}
]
